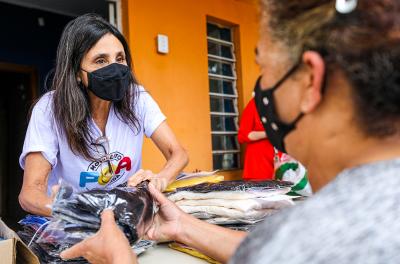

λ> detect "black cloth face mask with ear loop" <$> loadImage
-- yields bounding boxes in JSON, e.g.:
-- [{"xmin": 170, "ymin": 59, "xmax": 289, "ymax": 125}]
[
  {"xmin": 81, "ymin": 63, "xmax": 131, "ymax": 102},
  {"xmin": 253, "ymin": 62, "xmax": 303, "ymax": 153}
]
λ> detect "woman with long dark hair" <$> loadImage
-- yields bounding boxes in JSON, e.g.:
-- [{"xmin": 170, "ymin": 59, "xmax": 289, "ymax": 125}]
[
  {"xmin": 63, "ymin": 0, "xmax": 400, "ymax": 263},
  {"xmin": 18, "ymin": 14, "xmax": 188, "ymax": 216}
]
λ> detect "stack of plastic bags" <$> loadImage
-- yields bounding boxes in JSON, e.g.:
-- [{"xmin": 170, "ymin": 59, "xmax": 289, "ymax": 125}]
[
  {"xmin": 164, "ymin": 177, "xmax": 296, "ymax": 263},
  {"xmin": 167, "ymin": 180, "xmax": 294, "ymax": 230},
  {"xmin": 18, "ymin": 181, "xmax": 155, "ymax": 263}
]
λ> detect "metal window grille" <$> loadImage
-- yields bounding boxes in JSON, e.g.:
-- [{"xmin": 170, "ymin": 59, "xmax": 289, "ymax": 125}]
[
  {"xmin": 107, "ymin": 0, "xmax": 122, "ymax": 31},
  {"xmin": 207, "ymin": 22, "xmax": 240, "ymax": 170}
]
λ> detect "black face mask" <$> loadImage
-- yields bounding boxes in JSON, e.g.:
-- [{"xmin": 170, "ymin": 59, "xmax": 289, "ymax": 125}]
[
  {"xmin": 82, "ymin": 63, "xmax": 131, "ymax": 102},
  {"xmin": 254, "ymin": 63, "xmax": 303, "ymax": 153}
]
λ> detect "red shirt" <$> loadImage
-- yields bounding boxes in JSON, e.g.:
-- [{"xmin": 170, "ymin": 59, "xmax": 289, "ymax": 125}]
[{"xmin": 238, "ymin": 99, "xmax": 275, "ymax": 180}]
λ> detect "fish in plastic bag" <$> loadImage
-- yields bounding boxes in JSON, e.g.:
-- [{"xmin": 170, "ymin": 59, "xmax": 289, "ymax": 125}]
[{"xmin": 30, "ymin": 181, "xmax": 155, "ymax": 263}]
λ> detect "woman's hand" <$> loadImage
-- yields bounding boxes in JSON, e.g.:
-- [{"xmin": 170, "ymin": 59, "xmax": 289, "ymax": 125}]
[
  {"xmin": 145, "ymin": 183, "xmax": 247, "ymax": 263},
  {"xmin": 60, "ymin": 209, "xmax": 137, "ymax": 264},
  {"xmin": 145, "ymin": 183, "xmax": 185, "ymax": 242},
  {"xmin": 127, "ymin": 169, "xmax": 169, "ymax": 192}
]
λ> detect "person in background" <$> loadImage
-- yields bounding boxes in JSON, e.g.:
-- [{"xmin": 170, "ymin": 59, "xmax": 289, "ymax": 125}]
[
  {"xmin": 238, "ymin": 98, "xmax": 275, "ymax": 180},
  {"xmin": 238, "ymin": 98, "xmax": 311, "ymax": 197},
  {"xmin": 62, "ymin": 0, "xmax": 400, "ymax": 263}
]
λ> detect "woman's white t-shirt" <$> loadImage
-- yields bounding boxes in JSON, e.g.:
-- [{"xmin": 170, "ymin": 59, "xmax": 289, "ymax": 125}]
[{"xmin": 19, "ymin": 86, "xmax": 166, "ymax": 193}]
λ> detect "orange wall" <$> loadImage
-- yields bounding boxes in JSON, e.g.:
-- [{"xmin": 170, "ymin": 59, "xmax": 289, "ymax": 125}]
[{"xmin": 124, "ymin": 0, "xmax": 259, "ymax": 179}]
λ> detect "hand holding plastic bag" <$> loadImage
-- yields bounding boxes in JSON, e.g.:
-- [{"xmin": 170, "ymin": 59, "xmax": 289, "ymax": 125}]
[
  {"xmin": 60, "ymin": 209, "xmax": 137, "ymax": 264},
  {"xmin": 32, "ymin": 181, "xmax": 155, "ymax": 262}
]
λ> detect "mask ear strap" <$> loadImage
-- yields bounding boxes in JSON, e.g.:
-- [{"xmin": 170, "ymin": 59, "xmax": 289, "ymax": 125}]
[
  {"xmin": 277, "ymin": 61, "xmax": 304, "ymax": 128},
  {"xmin": 271, "ymin": 62, "xmax": 301, "ymax": 91},
  {"xmin": 255, "ymin": 76, "xmax": 262, "ymax": 90},
  {"xmin": 290, "ymin": 112, "xmax": 304, "ymax": 127}
]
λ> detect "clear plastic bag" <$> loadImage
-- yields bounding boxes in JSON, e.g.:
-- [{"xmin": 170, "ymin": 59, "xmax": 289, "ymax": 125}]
[{"xmin": 33, "ymin": 181, "xmax": 155, "ymax": 263}]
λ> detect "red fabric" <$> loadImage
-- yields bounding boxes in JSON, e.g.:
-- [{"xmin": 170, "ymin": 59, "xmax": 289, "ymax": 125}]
[{"xmin": 238, "ymin": 99, "xmax": 275, "ymax": 180}]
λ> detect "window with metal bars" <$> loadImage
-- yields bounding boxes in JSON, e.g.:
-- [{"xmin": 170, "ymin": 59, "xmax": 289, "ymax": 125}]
[
  {"xmin": 207, "ymin": 22, "xmax": 240, "ymax": 170},
  {"xmin": 107, "ymin": 0, "xmax": 122, "ymax": 31}
]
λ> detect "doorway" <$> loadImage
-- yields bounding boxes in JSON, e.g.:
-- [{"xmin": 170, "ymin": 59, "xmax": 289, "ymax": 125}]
[{"xmin": 0, "ymin": 63, "xmax": 37, "ymax": 228}]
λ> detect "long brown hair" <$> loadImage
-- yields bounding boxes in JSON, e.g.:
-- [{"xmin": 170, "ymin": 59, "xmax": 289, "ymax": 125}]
[
  {"xmin": 52, "ymin": 14, "xmax": 141, "ymax": 160},
  {"xmin": 261, "ymin": 0, "xmax": 400, "ymax": 136}
]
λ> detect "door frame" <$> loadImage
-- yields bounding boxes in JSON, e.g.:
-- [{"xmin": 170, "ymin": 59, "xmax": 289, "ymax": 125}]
[
  {"xmin": 0, "ymin": 62, "xmax": 38, "ymax": 219},
  {"xmin": 0, "ymin": 62, "xmax": 38, "ymax": 100}
]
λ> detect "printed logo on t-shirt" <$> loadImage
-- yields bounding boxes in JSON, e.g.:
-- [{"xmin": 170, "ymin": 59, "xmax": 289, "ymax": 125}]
[{"xmin": 79, "ymin": 151, "xmax": 132, "ymax": 188}]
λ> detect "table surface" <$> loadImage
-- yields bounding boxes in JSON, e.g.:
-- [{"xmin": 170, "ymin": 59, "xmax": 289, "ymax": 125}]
[{"xmin": 138, "ymin": 244, "xmax": 208, "ymax": 264}]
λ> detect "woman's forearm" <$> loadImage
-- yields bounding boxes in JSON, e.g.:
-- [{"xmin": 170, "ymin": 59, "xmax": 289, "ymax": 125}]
[
  {"xmin": 248, "ymin": 131, "xmax": 267, "ymax": 141},
  {"xmin": 176, "ymin": 213, "xmax": 247, "ymax": 263},
  {"xmin": 20, "ymin": 152, "xmax": 53, "ymax": 216},
  {"xmin": 158, "ymin": 147, "xmax": 189, "ymax": 184},
  {"xmin": 19, "ymin": 187, "xmax": 53, "ymax": 216}
]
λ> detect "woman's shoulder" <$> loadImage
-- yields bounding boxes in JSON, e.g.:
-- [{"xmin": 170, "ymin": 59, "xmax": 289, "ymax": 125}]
[
  {"xmin": 135, "ymin": 84, "xmax": 146, "ymax": 93},
  {"xmin": 32, "ymin": 91, "xmax": 55, "ymax": 115},
  {"xmin": 35, "ymin": 91, "xmax": 54, "ymax": 107},
  {"xmin": 132, "ymin": 84, "xmax": 155, "ymax": 107},
  {"xmin": 134, "ymin": 84, "xmax": 150, "ymax": 99}
]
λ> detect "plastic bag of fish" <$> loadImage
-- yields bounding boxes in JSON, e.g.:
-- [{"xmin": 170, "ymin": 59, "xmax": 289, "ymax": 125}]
[
  {"xmin": 27, "ymin": 181, "xmax": 155, "ymax": 263},
  {"xmin": 168, "ymin": 180, "xmax": 296, "ymax": 225}
]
